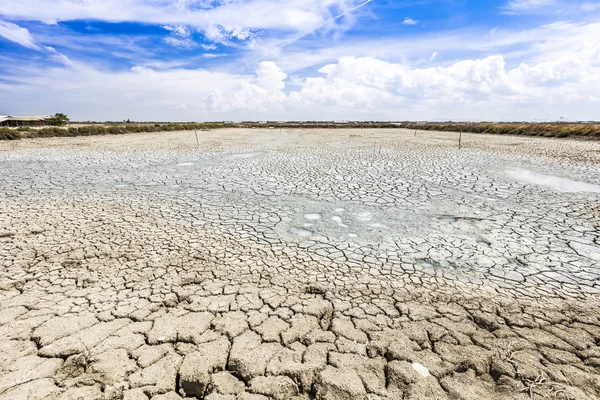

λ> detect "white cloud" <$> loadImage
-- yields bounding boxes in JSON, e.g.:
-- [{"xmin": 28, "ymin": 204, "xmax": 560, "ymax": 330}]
[
  {"xmin": 201, "ymin": 53, "xmax": 227, "ymax": 58},
  {"xmin": 162, "ymin": 25, "xmax": 191, "ymax": 37},
  {"xmin": 293, "ymin": 56, "xmax": 515, "ymax": 109},
  {"xmin": 0, "ymin": 20, "xmax": 73, "ymax": 65},
  {"xmin": 246, "ymin": 19, "xmax": 600, "ymax": 76},
  {"xmin": 582, "ymin": 2, "xmax": 600, "ymax": 11},
  {"xmin": 205, "ymin": 61, "xmax": 288, "ymax": 114},
  {"xmin": 402, "ymin": 18, "xmax": 418, "ymax": 25},
  {"xmin": 504, "ymin": 0, "xmax": 557, "ymax": 12},
  {"xmin": 255, "ymin": 61, "xmax": 287, "ymax": 91},
  {"xmin": 164, "ymin": 37, "xmax": 196, "ymax": 48},
  {"xmin": 0, "ymin": 20, "xmax": 41, "ymax": 50},
  {"xmin": 1, "ymin": 8, "xmax": 600, "ymax": 121},
  {"xmin": 2, "ymin": 41, "xmax": 598, "ymax": 121},
  {"xmin": 501, "ymin": 0, "xmax": 600, "ymax": 14},
  {"xmin": 163, "ymin": 25, "xmax": 195, "ymax": 47},
  {"xmin": 0, "ymin": 0, "xmax": 371, "ymax": 44},
  {"xmin": 430, "ymin": 52, "xmax": 437, "ymax": 61}
]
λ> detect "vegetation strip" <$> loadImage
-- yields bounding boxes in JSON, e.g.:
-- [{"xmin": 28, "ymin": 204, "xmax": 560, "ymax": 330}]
[{"xmin": 1, "ymin": 122, "xmax": 598, "ymax": 140}]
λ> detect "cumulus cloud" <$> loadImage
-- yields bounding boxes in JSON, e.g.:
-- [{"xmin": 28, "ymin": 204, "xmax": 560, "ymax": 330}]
[
  {"xmin": 293, "ymin": 56, "xmax": 515, "ymax": 108},
  {"xmin": 205, "ymin": 61, "xmax": 287, "ymax": 113},
  {"xmin": 255, "ymin": 61, "xmax": 287, "ymax": 91},
  {"xmin": 1, "ymin": 14, "xmax": 599, "ymax": 121},
  {"xmin": 0, "ymin": 20, "xmax": 41, "ymax": 50},
  {"xmin": 2, "ymin": 43, "xmax": 598, "ymax": 121},
  {"xmin": 293, "ymin": 46, "xmax": 599, "ymax": 110}
]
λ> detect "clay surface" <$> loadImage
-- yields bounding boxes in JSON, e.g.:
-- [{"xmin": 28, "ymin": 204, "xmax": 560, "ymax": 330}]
[{"xmin": 1, "ymin": 129, "xmax": 599, "ymax": 399}]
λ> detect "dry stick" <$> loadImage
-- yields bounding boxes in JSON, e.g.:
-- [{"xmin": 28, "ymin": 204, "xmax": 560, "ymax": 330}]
[
  {"xmin": 0, "ymin": 378, "xmax": 40, "ymax": 395},
  {"xmin": 458, "ymin": 131, "xmax": 462, "ymax": 149},
  {"xmin": 195, "ymin": 130, "xmax": 200, "ymax": 148},
  {"xmin": 414, "ymin": 129, "xmax": 417, "ymax": 137}
]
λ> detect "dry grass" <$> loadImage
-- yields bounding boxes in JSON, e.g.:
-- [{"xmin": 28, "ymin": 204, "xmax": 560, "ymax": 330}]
[
  {"xmin": 401, "ymin": 122, "xmax": 599, "ymax": 138},
  {"xmin": 1, "ymin": 121, "xmax": 598, "ymax": 140}
]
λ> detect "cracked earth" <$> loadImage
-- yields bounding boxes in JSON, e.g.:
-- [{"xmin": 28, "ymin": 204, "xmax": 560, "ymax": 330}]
[{"xmin": 1, "ymin": 129, "xmax": 599, "ymax": 400}]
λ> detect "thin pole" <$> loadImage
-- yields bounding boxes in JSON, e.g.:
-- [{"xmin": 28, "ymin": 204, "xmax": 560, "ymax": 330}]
[
  {"xmin": 458, "ymin": 131, "xmax": 462, "ymax": 149},
  {"xmin": 195, "ymin": 130, "xmax": 200, "ymax": 148},
  {"xmin": 414, "ymin": 129, "xmax": 417, "ymax": 137}
]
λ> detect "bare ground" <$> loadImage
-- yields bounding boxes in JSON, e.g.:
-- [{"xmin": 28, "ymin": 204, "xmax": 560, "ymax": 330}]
[{"xmin": 1, "ymin": 129, "xmax": 599, "ymax": 400}]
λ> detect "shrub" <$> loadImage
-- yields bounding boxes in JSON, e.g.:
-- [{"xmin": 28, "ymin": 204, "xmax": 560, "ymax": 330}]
[
  {"xmin": 107, "ymin": 126, "xmax": 124, "ymax": 135},
  {"xmin": 47, "ymin": 113, "xmax": 70, "ymax": 126},
  {"xmin": 0, "ymin": 128, "xmax": 22, "ymax": 140},
  {"xmin": 2, "ymin": 121, "xmax": 598, "ymax": 141}
]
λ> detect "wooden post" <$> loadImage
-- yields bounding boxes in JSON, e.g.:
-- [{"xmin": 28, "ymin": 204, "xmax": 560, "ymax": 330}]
[
  {"xmin": 195, "ymin": 130, "xmax": 200, "ymax": 148},
  {"xmin": 414, "ymin": 130, "xmax": 417, "ymax": 137},
  {"xmin": 458, "ymin": 131, "xmax": 462, "ymax": 149}
]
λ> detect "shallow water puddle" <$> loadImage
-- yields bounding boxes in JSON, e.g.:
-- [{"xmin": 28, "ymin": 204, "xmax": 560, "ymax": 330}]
[
  {"xmin": 331, "ymin": 216, "xmax": 348, "ymax": 228},
  {"xmin": 225, "ymin": 153, "xmax": 260, "ymax": 160},
  {"xmin": 507, "ymin": 169, "xmax": 600, "ymax": 193},
  {"xmin": 304, "ymin": 213, "xmax": 322, "ymax": 221},
  {"xmin": 355, "ymin": 212, "xmax": 372, "ymax": 222},
  {"xmin": 290, "ymin": 227, "xmax": 312, "ymax": 237}
]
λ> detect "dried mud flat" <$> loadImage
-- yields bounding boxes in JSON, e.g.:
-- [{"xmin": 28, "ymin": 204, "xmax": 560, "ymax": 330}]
[{"xmin": 1, "ymin": 129, "xmax": 599, "ymax": 400}]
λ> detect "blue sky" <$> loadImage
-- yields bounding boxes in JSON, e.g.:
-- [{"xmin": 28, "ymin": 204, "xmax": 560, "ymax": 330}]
[{"xmin": 1, "ymin": 0, "xmax": 599, "ymax": 121}]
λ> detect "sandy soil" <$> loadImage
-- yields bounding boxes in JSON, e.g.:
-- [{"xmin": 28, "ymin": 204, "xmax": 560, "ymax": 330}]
[{"xmin": 1, "ymin": 129, "xmax": 599, "ymax": 400}]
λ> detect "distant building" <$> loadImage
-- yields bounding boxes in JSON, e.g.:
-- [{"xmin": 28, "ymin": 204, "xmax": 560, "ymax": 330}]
[{"xmin": 0, "ymin": 115, "xmax": 52, "ymax": 127}]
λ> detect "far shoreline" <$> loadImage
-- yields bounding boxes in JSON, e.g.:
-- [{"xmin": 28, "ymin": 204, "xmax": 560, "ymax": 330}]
[{"xmin": 1, "ymin": 121, "xmax": 599, "ymax": 141}]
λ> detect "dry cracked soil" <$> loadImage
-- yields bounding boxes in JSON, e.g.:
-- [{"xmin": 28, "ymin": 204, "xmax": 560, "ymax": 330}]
[{"xmin": 1, "ymin": 128, "xmax": 599, "ymax": 400}]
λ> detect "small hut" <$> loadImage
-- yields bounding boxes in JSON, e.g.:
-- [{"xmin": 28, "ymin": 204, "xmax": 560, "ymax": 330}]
[{"xmin": 0, "ymin": 115, "xmax": 53, "ymax": 127}]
